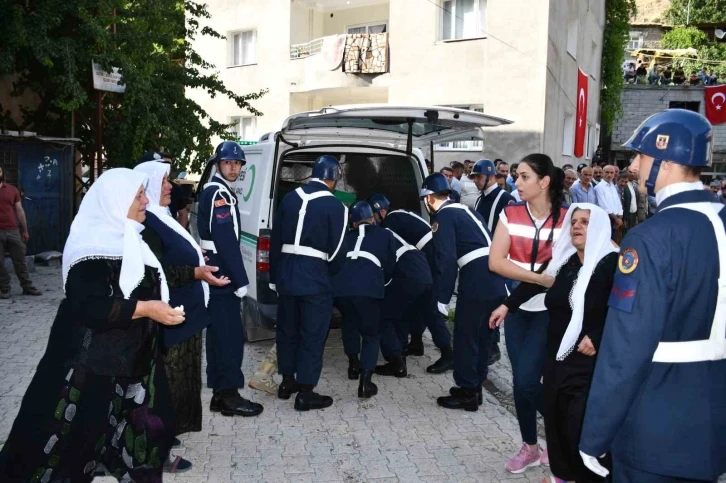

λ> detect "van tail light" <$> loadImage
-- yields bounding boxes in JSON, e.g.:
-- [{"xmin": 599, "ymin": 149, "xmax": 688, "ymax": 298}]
[{"xmin": 256, "ymin": 235, "xmax": 270, "ymax": 272}]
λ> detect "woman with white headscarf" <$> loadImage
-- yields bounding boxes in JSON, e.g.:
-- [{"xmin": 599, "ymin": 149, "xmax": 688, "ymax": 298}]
[
  {"xmin": 0, "ymin": 168, "xmax": 184, "ymax": 482},
  {"xmin": 133, "ymin": 160, "xmax": 229, "ymax": 473},
  {"xmin": 490, "ymin": 203, "xmax": 618, "ymax": 483}
]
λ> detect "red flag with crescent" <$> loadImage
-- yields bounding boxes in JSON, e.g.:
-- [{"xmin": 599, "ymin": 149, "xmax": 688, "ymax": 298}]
[
  {"xmin": 705, "ymin": 85, "xmax": 726, "ymax": 126},
  {"xmin": 574, "ymin": 68, "xmax": 589, "ymax": 158}
]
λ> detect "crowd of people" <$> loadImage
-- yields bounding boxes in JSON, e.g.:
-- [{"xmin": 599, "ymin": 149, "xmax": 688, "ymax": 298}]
[
  {"xmin": 624, "ymin": 61, "xmax": 723, "ymax": 86},
  {"xmin": 0, "ymin": 108, "xmax": 725, "ymax": 483}
]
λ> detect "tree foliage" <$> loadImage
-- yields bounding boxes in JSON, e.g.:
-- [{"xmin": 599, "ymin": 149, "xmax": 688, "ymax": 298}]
[
  {"xmin": 665, "ymin": 0, "xmax": 726, "ymax": 25},
  {"xmin": 0, "ymin": 0, "xmax": 267, "ymax": 173},
  {"xmin": 661, "ymin": 23, "xmax": 726, "ymax": 79},
  {"xmin": 601, "ymin": 0, "xmax": 638, "ymax": 135}
]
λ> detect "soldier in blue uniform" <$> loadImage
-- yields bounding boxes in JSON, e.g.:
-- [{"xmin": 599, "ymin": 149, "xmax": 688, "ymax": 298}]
[
  {"xmin": 420, "ymin": 173, "xmax": 508, "ymax": 411},
  {"xmin": 197, "ymin": 141, "xmax": 263, "ymax": 417},
  {"xmin": 369, "ymin": 194, "xmax": 454, "ymax": 373},
  {"xmin": 334, "ymin": 201, "xmax": 397, "ymax": 398},
  {"xmin": 579, "ymin": 109, "xmax": 726, "ymax": 483},
  {"xmin": 470, "ymin": 159, "xmax": 516, "ymax": 366},
  {"xmin": 269, "ymin": 155, "xmax": 348, "ymax": 411}
]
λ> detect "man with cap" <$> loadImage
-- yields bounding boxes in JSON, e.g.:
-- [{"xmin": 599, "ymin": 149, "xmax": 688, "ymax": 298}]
[
  {"xmin": 470, "ymin": 159, "xmax": 515, "ymax": 365},
  {"xmin": 197, "ymin": 141, "xmax": 263, "ymax": 417},
  {"xmin": 270, "ymin": 155, "xmax": 348, "ymax": 410},
  {"xmin": 579, "ymin": 109, "xmax": 726, "ymax": 482},
  {"xmin": 366, "ymin": 193, "xmax": 434, "ymax": 379},
  {"xmin": 333, "ymin": 201, "xmax": 397, "ymax": 398},
  {"xmin": 368, "ymin": 193, "xmax": 454, "ymax": 374},
  {"xmin": 420, "ymin": 173, "xmax": 508, "ymax": 411}
]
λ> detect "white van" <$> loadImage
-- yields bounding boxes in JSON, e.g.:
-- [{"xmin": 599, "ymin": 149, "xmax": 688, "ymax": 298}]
[{"xmin": 190, "ymin": 105, "xmax": 511, "ymax": 339}]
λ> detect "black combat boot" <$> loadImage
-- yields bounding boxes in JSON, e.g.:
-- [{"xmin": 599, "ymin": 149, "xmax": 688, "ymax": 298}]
[
  {"xmin": 449, "ymin": 385, "xmax": 483, "ymax": 405},
  {"xmin": 210, "ymin": 390, "xmax": 221, "ymax": 412},
  {"xmin": 405, "ymin": 335, "xmax": 424, "ymax": 356},
  {"xmin": 358, "ymin": 371, "xmax": 378, "ymax": 399},
  {"xmin": 347, "ymin": 354, "xmax": 361, "ymax": 380},
  {"xmin": 488, "ymin": 342, "xmax": 501, "ymax": 366},
  {"xmin": 294, "ymin": 386, "xmax": 334, "ymax": 411},
  {"xmin": 437, "ymin": 387, "xmax": 479, "ymax": 412},
  {"xmin": 278, "ymin": 375, "xmax": 301, "ymax": 400},
  {"xmin": 217, "ymin": 389, "xmax": 264, "ymax": 417},
  {"xmin": 375, "ymin": 355, "xmax": 407, "ymax": 378},
  {"xmin": 426, "ymin": 345, "xmax": 454, "ymax": 374}
]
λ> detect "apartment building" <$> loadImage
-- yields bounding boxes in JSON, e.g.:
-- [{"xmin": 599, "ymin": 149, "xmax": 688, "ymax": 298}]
[{"xmin": 187, "ymin": 0, "xmax": 605, "ymax": 168}]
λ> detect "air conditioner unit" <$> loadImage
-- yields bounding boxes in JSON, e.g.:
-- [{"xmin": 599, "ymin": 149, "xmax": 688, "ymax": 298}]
[{"xmin": 716, "ymin": 29, "xmax": 725, "ymax": 40}]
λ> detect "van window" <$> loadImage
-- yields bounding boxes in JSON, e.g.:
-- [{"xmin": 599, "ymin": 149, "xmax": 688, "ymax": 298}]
[{"xmin": 274, "ymin": 151, "xmax": 424, "ymax": 217}]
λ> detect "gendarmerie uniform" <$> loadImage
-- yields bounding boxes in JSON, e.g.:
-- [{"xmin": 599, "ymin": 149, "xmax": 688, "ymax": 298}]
[
  {"xmin": 474, "ymin": 184, "xmax": 515, "ymax": 234},
  {"xmin": 197, "ymin": 173, "xmax": 249, "ymax": 392}
]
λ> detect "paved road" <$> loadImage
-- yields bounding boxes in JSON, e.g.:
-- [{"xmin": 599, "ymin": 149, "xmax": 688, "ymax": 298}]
[{"xmin": 2, "ymin": 266, "xmax": 721, "ymax": 483}]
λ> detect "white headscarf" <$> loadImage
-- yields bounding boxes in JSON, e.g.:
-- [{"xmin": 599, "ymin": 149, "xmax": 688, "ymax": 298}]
[
  {"xmin": 545, "ymin": 203, "xmax": 618, "ymax": 360},
  {"xmin": 134, "ymin": 161, "xmax": 209, "ymax": 306},
  {"xmin": 62, "ymin": 168, "xmax": 169, "ymax": 302}
]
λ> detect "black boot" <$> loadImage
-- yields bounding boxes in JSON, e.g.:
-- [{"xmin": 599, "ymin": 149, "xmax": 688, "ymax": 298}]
[
  {"xmin": 426, "ymin": 346, "xmax": 454, "ymax": 374},
  {"xmin": 405, "ymin": 336, "xmax": 424, "ymax": 356},
  {"xmin": 449, "ymin": 385, "xmax": 483, "ymax": 405},
  {"xmin": 438, "ymin": 387, "xmax": 479, "ymax": 411},
  {"xmin": 294, "ymin": 386, "xmax": 333, "ymax": 411},
  {"xmin": 210, "ymin": 391, "xmax": 221, "ymax": 412},
  {"xmin": 375, "ymin": 355, "xmax": 407, "ymax": 378},
  {"xmin": 347, "ymin": 355, "xmax": 361, "ymax": 380},
  {"xmin": 217, "ymin": 389, "xmax": 264, "ymax": 417},
  {"xmin": 278, "ymin": 375, "xmax": 301, "ymax": 400},
  {"xmin": 488, "ymin": 343, "xmax": 501, "ymax": 366},
  {"xmin": 358, "ymin": 370, "xmax": 378, "ymax": 399}
]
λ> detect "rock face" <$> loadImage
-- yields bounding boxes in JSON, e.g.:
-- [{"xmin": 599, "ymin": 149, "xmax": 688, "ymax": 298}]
[
  {"xmin": 632, "ymin": 0, "xmax": 671, "ymax": 25},
  {"xmin": 343, "ymin": 33, "xmax": 388, "ymax": 74}
]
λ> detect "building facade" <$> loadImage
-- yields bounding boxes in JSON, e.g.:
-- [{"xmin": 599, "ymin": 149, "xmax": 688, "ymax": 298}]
[{"xmin": 188, "ymin": 0, "xmax": 605, "ymax": 168}]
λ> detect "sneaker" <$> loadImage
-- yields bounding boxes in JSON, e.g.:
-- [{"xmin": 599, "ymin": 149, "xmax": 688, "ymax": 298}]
[
  {"xmin": 164, "ymin": 454, "xmax": 192, "ymax": 473},
  {"xmin": 505, "ymin": 443, "xmax": 541, "ymax": 474},
  {"xmin": 540, "ymin": 446, "xmax": 549, "ymax": 466},
  {"xmin": 22, "ymin": 286, "xmax": 42, "ymax": 296}
]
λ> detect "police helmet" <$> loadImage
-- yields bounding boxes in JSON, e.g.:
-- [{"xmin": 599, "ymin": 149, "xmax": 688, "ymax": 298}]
[
  {"xmin": 420, "ymin": 173, "xmax": 452, "ymax": 198},
  {"xmin": 209, "ymin": 141, "xmax": 246, "ymax": 166},
  {"xmin": 576, "ymin": 163, "xmax": 588, "ymax": 173},
  {"xmin": 311, "ymin": 155, "xmax": 342, "ymax": 180},
  {"xmin": 367, "ymin": 193, "xmax": 391, "ymax": 213},
  {"xmin": 469, "ymin": 159, "xmax": 496, "ymax": 178},
  {"xmin": 350, "ymin": 201, "xmax": 374, "ymax": 223},
  {"xmin": 623, "ymin": 109, "xmax": 712, "ymax": 195}
]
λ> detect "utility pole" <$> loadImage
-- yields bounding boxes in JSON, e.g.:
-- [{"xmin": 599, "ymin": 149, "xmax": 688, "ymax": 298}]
[{"xmin": 687, "ymin": 0, "xmax": 692, "ymax": 25}]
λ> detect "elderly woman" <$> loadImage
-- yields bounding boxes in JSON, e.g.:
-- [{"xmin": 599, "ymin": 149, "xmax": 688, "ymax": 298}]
[
  {"xmin": 491, "ymin": 203, "xmax": 618, "ymax": 483},
  {"xmin": 0, "ymin": 169, "xmax": 184, "ymax": 482},
  {"xmin": 134, "ymin": 160, "xmax": 229, "ymax": 472}
]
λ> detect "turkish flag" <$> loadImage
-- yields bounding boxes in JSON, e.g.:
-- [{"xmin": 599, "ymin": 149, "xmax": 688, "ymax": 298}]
[
  {"xmin": 705, "ymin": 85, "xmax": 726, "ymax": 125},
  {"xmin": 574, "ymin": 68, "xmax": 589, "ymax": 158}
]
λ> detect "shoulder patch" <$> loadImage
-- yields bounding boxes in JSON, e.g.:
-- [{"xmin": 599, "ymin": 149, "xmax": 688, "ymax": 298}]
[
  {"xmin": 618, "ymin": 248, "xmax": 638, "ymax": 274},
  {"xmin": 215, "ymin": 211, "xmax": 232, "ymax": 224},
  {"xmin": 214, "ymin": 199, "xmax": 228, "ymax": 208},
  {"xmin": 608, "ymin": 272, "xmax": 638, "ymax": 313},
  {"xmin": 431, "ymin": 222, "xmax": 439, "ymax": 233},
  {"xmin": 508, "ymin": 200, "xmax": 516, "ymax": 204}
]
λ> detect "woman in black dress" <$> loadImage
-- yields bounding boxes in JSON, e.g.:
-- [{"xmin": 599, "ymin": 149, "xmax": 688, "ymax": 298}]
[
  {"xmin": 490, "ymin": 203, "xmax": 618, "ymax": 483},
  {"xmin": 134, "ymin": 160, "xmax": 230, "ymax": 472},
  {"xmin": 0, "ymin": 168, "xmax": 185, "ymax": 482}
]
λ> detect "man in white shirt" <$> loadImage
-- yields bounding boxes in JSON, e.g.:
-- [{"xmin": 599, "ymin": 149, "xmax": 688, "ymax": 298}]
[{"xmin": 594, "ymin": 165, "xmax": 623, "ymax": 239}]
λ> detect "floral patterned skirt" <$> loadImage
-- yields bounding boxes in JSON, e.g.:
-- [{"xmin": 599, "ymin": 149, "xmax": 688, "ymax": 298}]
[{"xmin": 0, "ymin": 357, "xmax": 174, "ymax": 483}]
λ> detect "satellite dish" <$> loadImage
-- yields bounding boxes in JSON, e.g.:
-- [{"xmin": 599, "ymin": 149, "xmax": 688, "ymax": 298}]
[{"xmin": 716, "ymin": 29, "xmax": 726, "ymax": 39}]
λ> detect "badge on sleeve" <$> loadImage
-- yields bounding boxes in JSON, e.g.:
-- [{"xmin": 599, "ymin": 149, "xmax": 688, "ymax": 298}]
[
  {"xmin": 431, "ymin": 222, "xmax": 439, "ymax": 233},
  {"xmin": 618, "ymin": 248, "xmax": 638, "ymax": 274},
  {"xmin": 608, "ymin": 272, "xmax": 638, "ymax": 313},
  {"xmin": 214, "ymin": 199, "xmax": 228, "ymax": 208}
]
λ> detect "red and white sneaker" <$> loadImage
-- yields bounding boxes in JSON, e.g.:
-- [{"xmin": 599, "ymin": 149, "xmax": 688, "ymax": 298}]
[{"xmin": 506, "ymin": 444, "xmax": 542, "ymax": 474}]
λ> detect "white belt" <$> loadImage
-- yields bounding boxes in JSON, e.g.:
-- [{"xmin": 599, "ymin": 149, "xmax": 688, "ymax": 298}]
[
  {"xmin": 200, "ymin": 240, "xmax": 216, "ymax": 253},
  {"xmin": 415, "ymin": 232, "xmax": 433, "ymax": 250},
  {"xmin": 281, "ymin": 244, "xmax": 329, "ymax": 261},
  {"xmin": 652, "ymin": 202, "xmax": 726, "ymax": 363},
  {"xmin": 385, "ymin": 228, "xmax": 417, "ymax": 262},
  {"xmin": 346, "ymin": 250, "xmax": 382, "ymax": 267},
  {"xmin": 457, "ymin": 247, "xmax": 490, "ymax": 268}
]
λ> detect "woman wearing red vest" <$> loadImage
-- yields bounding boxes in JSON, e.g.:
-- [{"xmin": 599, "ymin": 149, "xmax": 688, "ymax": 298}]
[{"xmin": 489, "ymin": 154, "xmax": 568, "ymax": 474}]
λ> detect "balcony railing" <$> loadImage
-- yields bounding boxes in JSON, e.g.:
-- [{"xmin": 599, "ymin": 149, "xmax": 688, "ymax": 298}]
[{"xmin": 290, "ymin": 38, "xmax": 324, "ymax": 59}]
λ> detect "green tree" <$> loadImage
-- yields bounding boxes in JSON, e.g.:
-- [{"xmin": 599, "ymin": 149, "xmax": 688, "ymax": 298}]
[
  {"xmin": 601, "ymin": 0, "xmax": 638, "ymax": 134},
  {"xmin": 666, "ymin": 0, "xmax": 726, "ymax": 24},
  {"xmin": 0, "ymin": 0, "xmax": 266, "ymax": 173},
  {"xmin": 661, "ymin": 26, "xmax": 726, "ymax": 78}
]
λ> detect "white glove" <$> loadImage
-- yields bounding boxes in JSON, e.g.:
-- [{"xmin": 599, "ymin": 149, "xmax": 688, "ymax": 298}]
[
  {"xmin": 269, "ymin": 283, "xmax": 276, "ymax": 293},
  {"xmin": 234, "ymin": 286, "xmax": 248, "ymax": 299},
  {"xmin": 437, "ymin": 302, "xmax": 449, "ymax": 317},
  {"xmin": 579, "ymin": 451, "xmax": 609, "ymax": 477}
]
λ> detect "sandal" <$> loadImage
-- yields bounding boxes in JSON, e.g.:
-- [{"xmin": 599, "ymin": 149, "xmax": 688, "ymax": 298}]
[{"xmin": 163, "ymin": 454, "xmax": 193, "ymax": 473}]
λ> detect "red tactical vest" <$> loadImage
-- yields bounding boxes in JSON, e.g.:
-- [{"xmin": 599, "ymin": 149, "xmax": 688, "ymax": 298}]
[{"xmin": 504, "ymin": 203, "xmax": 568, "ymax": 272}]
